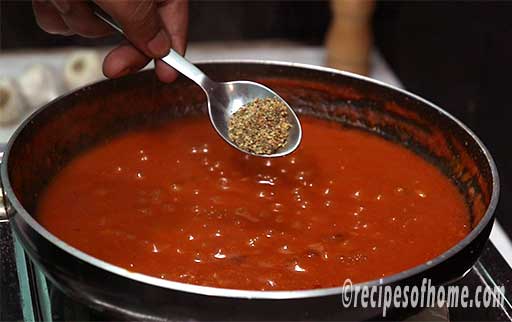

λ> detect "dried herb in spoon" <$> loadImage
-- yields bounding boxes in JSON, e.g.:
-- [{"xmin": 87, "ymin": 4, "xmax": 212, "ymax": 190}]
[{"xmin": 228, "ymin": 97, "xmax": 292, "ymax": 155}]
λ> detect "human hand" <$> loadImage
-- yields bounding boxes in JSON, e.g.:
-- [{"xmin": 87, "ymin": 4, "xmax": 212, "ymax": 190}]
[{"xmin": 32, "ymin": 0, "xmax": 188, "ymax": 83}]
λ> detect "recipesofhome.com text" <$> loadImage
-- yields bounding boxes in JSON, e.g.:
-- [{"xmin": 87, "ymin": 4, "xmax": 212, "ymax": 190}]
[{"xmin": 341, "ymin": 278, "xmax": 505, "ymax": 317}]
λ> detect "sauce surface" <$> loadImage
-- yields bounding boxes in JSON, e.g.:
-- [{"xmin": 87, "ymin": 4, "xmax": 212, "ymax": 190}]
[{"xmin": 37, "ymin": 116, "xmax": 469, "ymax": 290}]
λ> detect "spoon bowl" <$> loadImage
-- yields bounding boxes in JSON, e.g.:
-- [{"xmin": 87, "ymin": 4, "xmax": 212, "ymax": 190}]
[
  {"xmin": 95, "ymin": 11, "xmax": 302, "ymax": 157},
  {"xmin": 207, "ymin": 80, "xmax": 302, "ymax": 157}
]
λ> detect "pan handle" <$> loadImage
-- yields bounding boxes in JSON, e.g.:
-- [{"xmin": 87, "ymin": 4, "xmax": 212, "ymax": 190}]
[{"xmin": 0, "ymin": 144, "xmax": 7, "ymax": 223}]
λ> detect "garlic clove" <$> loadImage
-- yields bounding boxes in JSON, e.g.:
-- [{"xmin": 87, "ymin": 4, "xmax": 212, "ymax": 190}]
[
  {"xmin": 0, "ymin": 77, "xmax": 29, "ymax": 126},
  {"xmin": 18, "ymin": 63, "xmax": 64, "ymax": 110},
  {"xmin": 64, "ymin": 50, "xmax": 104, "ymax": 90}
]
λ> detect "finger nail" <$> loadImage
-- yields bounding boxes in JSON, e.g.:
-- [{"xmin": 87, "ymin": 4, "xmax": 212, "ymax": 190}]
[
  {"xmin": 106, "ymin": 64, "xmax": 131, "ymax": 78},
  {"xmin": 147, "ymin": 29, "xmax": 171, "ymax": 58},
  {"xmin": 50, "ymin": 0, "xmax": 70, "ymax": 14},
  {"xmin": 114, "ymin": 67, "xmax": 131, "ymax": 78}
]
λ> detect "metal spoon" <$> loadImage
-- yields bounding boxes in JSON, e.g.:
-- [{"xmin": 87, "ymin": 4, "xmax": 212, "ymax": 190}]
[{"xmin": 94, "ymin": 11, "xmax": 302, "ymax": 158}]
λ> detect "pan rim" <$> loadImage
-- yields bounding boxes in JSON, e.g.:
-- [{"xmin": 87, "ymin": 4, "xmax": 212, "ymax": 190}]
[{"xmin": 0, "ymin": 59, "xmax": 500, "ymax": 300}]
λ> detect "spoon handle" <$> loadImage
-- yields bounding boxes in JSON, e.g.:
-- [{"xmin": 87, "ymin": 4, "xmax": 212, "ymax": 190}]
[
  {"xmin": 160, "ymin": 52, "xmax": 213, "ymax": 90},
  {"xmin": 93, "ymin": 10, "xmax": 213, "ymax": 90}
]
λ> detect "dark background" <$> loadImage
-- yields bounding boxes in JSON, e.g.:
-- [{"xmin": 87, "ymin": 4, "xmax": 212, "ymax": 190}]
[
  {"xmin": 1, "ymin": 1, "xmax": 331, "ymax": 47},
  {"xmin": 1, "ymin": 0, "xmax": 511, "ymax": 238}
]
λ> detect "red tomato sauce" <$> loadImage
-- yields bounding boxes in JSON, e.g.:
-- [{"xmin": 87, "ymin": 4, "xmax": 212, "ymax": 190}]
[{"xmin": 37, "ymin": 116, "xmax": 470, "ymax": 290}]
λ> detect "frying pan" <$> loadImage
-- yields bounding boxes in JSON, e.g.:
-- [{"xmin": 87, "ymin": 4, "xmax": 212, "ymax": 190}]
[{"xmin": 0, "ymin": 61, "xmax": 499, "ymax": 320}]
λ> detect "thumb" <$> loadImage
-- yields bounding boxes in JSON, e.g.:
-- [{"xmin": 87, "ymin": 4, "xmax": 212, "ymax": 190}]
[{"xmin": 94, "ymin": 0, "xmax": 171, "ymax": 58}]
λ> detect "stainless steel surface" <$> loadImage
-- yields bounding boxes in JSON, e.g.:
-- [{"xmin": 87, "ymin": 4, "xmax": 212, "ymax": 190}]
[
  {"xmin": 0, "ymin": 61, "xmax": 500, "ymax": 320},
  {"xmin": 94, "ymin": 11, "xmax": 302, "ymax": 157},
  {"xmin": 0, "ymin": 144, "xmax": 7, "ymax": 223}
]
